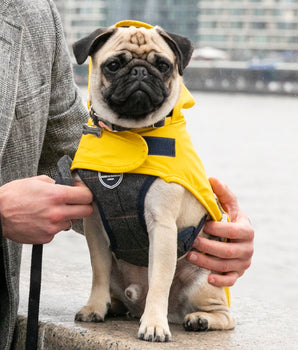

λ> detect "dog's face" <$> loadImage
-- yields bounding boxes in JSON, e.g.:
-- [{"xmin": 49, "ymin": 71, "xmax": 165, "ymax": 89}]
[{"xmin": 73, "ymin": 24, "xmax": 193, "ymax": 129}]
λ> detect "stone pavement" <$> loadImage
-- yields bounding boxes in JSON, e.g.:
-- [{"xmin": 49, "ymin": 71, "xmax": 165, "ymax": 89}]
[{"xmin": 14, "ymin": 230, "xmax": 298, "ymax": 350}]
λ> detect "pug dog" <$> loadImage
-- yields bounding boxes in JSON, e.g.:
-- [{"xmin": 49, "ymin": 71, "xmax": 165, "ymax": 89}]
[{"xmin": 71, "ymin": 21, "xmax": 235, "ymax": 342}]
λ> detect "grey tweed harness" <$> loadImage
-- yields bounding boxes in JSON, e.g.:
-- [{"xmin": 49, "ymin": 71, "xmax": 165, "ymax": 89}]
[{"xmin": 56, "ymin": 155, "xmax": 207, "ymax": 267}]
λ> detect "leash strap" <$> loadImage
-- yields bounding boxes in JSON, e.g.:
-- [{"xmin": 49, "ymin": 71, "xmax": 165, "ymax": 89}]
[
  {"xmin": 25, "ymin": 244, "xmax": 43, "ymax": 350},
  {"xmin": 25, "ymin": 155, "xmax": 74, "ymax": 349}
]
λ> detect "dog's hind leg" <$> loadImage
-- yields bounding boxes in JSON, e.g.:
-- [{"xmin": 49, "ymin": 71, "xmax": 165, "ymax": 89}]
[
  {"xmin": 183, "ymin": 278, "xmax": 235, "ymax": 331},
  {"xmin": 75, "ymin": 203, "xmax": 112, "ymax": 322}
]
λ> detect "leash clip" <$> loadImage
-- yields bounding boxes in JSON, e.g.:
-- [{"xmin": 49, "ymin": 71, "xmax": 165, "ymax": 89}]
[
  {"xmin": 152, "ymin": 119, "xmax": 165, "ymax": 128},
  {"xmin": 82, "ymin": 123, "xmax": 102, "ymax": 137}
]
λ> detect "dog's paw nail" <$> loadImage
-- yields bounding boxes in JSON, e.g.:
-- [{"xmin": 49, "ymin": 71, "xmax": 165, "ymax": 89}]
[
  {"xmin": 183, "ymin": 315, "xmax": 209, "ymax": 332},
  {"xmin": 75, "ymin": 309, "xmax": 105, "ymax": 323},
  {"xmin": 194, "ymin": 318, "xmax": 208, "ymax": 331},
  {"xmin": 183, "ymin": 319, "xmax": 194, "ymax": 331},
  {"xmin": 91, "ymin": 312, "xmax": 104, "ymax": 322},
  {"xmin": 155, "ymin": 335, "xmax": 162, "ymax": 342},
  {"xmin": 138, "ymin": 322, "xmax": 171, "ymax": 342},
  {"xmin": 75, "ymin": 313, "xmax": 83, "ymax": 322}
]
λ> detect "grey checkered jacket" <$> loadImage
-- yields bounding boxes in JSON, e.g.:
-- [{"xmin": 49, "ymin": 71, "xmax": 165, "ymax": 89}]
[{"xmin": 0, "ymin": 0, "xmax": 88, "ymax": 348}]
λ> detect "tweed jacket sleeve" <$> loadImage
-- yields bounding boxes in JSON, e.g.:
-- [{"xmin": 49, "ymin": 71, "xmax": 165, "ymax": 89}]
[
  {"xmin": 0, "ymin": 0, "xmax": 89, "ymax": 184},
  {"xmin": 0, "ymin": 1, "xmax": 88, "ymax": 349},
  {"xmin": 37, "ymin": 2, "xmax": 89, "ymax": 179}
]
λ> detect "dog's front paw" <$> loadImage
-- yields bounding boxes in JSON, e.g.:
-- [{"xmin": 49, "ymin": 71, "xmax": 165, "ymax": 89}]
[
  {"xmin": 75, "ymin": 302, "xmax": 111, "ymax": 323},
  {"xmin": 183, "ymin": 313, "xmax": 209, "ymax": 332},
  {"xmin": 138, "ymin": 317, "xmax": 171, "ymax": 342}
]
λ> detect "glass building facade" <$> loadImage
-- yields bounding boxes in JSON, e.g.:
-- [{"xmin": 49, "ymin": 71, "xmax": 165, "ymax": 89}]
[
  {"xmin": 106, "ymin": 0, "xmax": 199, "ymax": 44},
  {"xmin": 54, "ymin": 0, "xmax": 199, "ymax": 50},
  {"xmin": 55, "ymin": 0, "xmax": 107, "ymax": 45},
  {"xmin": 197, "ymin": 0, "xmax": 298, "ymax": 60},
  {"xmin": 54, "ymin": 0, "xmax": 298, "ymax": 61}
]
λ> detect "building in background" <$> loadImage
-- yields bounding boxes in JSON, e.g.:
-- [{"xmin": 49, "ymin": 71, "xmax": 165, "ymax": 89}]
[
  {"xmin": 106, "ymin": 0, "xmax": 199, "ymax": 45},
  {"xmin": 55, "ymin": 0, "xmax": 107, "ymax": 46},
  {"xmin": 55, "ymin": 0, "xmax": 298, "ymax": 62},
  {"xmin": 54, "ymin": 0, "xmax": 199, "ymax": 54},
  {"xmin": 197, "ymin": 0, "xmax": 298, "ymax": 62}
]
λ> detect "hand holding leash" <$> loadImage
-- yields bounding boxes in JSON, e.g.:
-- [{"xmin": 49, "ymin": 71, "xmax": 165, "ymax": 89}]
[{"xmin": 0, "ymin": 175, "xmax": 93, "ymax": 244}]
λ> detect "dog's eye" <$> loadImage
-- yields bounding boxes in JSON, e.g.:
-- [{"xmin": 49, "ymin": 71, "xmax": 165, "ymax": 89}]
[
  {"xmin": 157, "ymin": 62, "xmax": 170, "ymax": 73},
  {"xmin": 106, "ymin": 61, "xmax": 121, "ymax": 72}
]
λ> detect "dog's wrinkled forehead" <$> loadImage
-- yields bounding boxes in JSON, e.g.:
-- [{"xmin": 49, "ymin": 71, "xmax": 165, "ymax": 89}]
[
  {"xmin": 126, "ymin": 28, "xmax": 148, "ymax": 49},
  {"xmin": 97, "ymin": 26, "xmax": 175, "ymax": 61},
  {"xmin": 73, "ymin": 23, "xmax": 193, "ymax": 75}
]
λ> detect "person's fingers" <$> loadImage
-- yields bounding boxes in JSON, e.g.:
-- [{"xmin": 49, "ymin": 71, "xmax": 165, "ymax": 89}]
[
  {"xmin": 209, "ymin": 177, "xmax": 237, "ymax": 208},
  {"xmin": 46, "ymin": 202, "xmax": 93, "ymax": 227},
  {"xmin": 54, "ymin": 184, "xmax": 93, "ymax": 205},
  {"xmin": 203, "ymin": 220, "xmax": 254, "ymax": 241},
  {"xmin": 187, "ymin": 250, "xmax": 251, "ymax": 274},
  {"xmin": 64, "ymin": 219, "xmax": 73, "ymax": 231},
  {"xmin": 28, "ymin": 176, "xmax": 93, "ymax": 205},
  {"xmin": 192, "ymin": 236, "xmax": 253, "ymax": 260},
  {"xmin": 73, "ymin": 181, "xmax": 86, "ymax": 187},
  {"xmin": 209, "ymin": 177, "xmax": 239, "ymax": 221},
  {"xmin": 34, "ymin": 175, "xmax": 55, "ymax": 184},
  {"xmin": 208, "ymin": 271, "xmax": 241, "ymax": 287},
  {"xmin": 63, "ymin": 204, "xmax": 93, "ymax": 220}
]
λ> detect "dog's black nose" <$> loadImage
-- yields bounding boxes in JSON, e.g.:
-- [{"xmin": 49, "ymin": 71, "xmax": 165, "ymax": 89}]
[{"xmin": 131, "ymin": 66, "xmax": 148, "ymax": 80}]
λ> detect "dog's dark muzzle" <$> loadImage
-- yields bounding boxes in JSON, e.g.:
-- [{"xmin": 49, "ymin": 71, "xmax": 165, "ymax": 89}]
[{"xmin": 105, "ymin": 64, "xmax": 169, "ymax": 120}]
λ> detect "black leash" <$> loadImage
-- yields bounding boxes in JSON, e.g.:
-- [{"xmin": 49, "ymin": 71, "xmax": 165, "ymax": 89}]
[
  {"xmin": 25, "ymin": 156, "xmax": 74, "ymax": 350},
  {"xmin": 25, "ymin": 244, "xmax": 43, "ymax": 350}
]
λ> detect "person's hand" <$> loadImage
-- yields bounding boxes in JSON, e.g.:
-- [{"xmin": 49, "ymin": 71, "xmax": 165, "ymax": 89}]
[
  {"xmin": 0, "ymin": 175, "xmax": 93, "ymax": 244},
  {"xmin": 187, "ymin": 177, "xmax": 254, "ymax": 287}
]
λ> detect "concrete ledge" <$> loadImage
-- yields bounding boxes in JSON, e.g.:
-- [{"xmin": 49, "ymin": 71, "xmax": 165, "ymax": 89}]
[
  {"xmin": 13, "ymin": 315, "xmax": 238, "ymax": 350},
  {"xmin": 13, "ymin": 296, "xmax": 298, "ymax": 350}
]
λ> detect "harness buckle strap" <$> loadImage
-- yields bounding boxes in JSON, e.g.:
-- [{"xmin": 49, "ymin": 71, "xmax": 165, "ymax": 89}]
[
  {"xmin": 82, "ymin": 123, "xmax": 102, "ymax": 137},
  {"xmin": 90, "ymin": 108, "xmax": 129, "ymax": 132},
  {"xmin": 152, "ymin": 119, "xmax": 165, "ymax": 128},
  {"xmin": 177, "ymin": 214, "xmax": 208, "ymax": 256}
]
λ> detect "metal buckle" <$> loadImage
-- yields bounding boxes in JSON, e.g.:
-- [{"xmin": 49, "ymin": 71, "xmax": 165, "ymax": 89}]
[{"xmin": 82, "ymin": 123, "xmax": 102, "ymax": 137}]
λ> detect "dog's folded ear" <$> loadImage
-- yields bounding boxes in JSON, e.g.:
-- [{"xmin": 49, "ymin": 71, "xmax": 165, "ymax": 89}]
[
  {"xmin": 73, "ymin": 27, "xmax": 116, "ymax": 65},
  {"xmin": 157, "ymin": 29, "xmax": 194, "ymax": 75}
]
